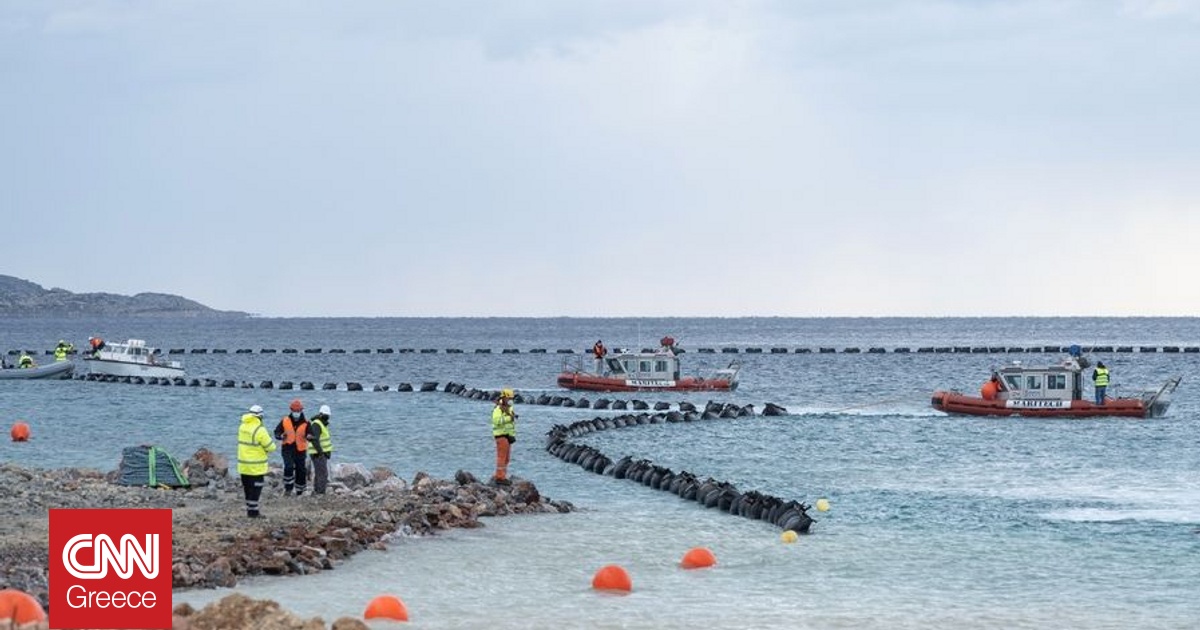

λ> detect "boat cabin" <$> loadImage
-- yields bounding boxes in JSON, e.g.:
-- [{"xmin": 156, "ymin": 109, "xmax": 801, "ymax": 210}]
[
  {"xmin": 993, "ymin": 358, "xmax": 1087, "ymax": 401},
  {"xmin": 602, "ymin": 349, "xmax": 681, "ymax": 381},
  {"xmin": 110, "ymin": 339, "xmax": 156, "ymax": 361}
]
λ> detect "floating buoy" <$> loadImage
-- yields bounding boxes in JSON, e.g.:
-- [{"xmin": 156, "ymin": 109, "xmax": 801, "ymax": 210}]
[
  {"xmin": 815, "ymin": 498, "xmax": 830, "ymax": 512},
  {"xmin": 363, "ymin": 594, "xmax": 408, "ymax": 621},
  {"xmin": 781, "ymin": 530, "xmax": 799, "ymax": 543},
  {"xmin": 10, "ymin": 422, "xmax": 30, "ymax": 442},
  {"xmin": 680, "ymin": 547, "xmax": 716, "ymax": 569},
  {"xmin": 0, "ymin": 589, "xmax": 47, "ymax": 626},
  {"xmin": 591, "ymin": 564, "xmax": 632, "ymax": 592}
]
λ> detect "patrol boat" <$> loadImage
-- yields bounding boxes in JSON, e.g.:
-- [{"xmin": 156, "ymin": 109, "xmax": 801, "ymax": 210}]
[
  {"xmin": 557, "ymin": 337, "xmax": 741, "ymax": 393},
  {"xmin": 931, "ymin": 349, "xmax": 1180, "ymax": 419},
  {"xmin": 83, "ymin": 339, "xmax": 185, "ymax": 379}
]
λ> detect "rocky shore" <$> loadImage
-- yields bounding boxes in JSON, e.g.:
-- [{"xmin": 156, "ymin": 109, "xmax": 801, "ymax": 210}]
[{"xmin": 0, "ymin": 447, "xmax": 574, "ymax": 617}]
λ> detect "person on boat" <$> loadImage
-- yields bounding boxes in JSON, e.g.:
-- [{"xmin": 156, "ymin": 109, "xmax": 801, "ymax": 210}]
[
  {"xmin": 307, "ymin": 404, "xmax": 334, "ymax": 495},
  {"xmin": 1092, "ymin": 362, "xmax": 1110, "ymax": 405},
  {"xmin": 491, "ymin": 388, "xmax": 518, "ymax": 486},
  {"xmin": 274, "ymin": 399, "xmax": 310, "ymax": 496},
  {"xmin": 660, "ymin": 336, "xmax": 678, "ymax": 355},
  {"xmin": 593, "ymin": 340, "xmax": 607, "ymax": 373},
  {"xmin": 88, "ymin": 337, "xmax": 106, "ymax": 358},
  {"xmin": 237, "ymin": 404, "xmax": 276, "ymax": 518},
  {"xmin": 18, "ymin": 353, "xmax": 34, "ymax": 369},
  {"xmin": 53, "ymin": 340, "xmax": 73, "ymax": 362}
]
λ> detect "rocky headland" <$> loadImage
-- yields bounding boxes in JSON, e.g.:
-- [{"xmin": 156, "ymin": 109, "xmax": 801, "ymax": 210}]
[
  {"xmin": 0, "ymin": 274, "xmax": 248, "ymax": 317},
  {"xmin": 0, "ymin": 448, "xmax": 573, "ymax": 627}
]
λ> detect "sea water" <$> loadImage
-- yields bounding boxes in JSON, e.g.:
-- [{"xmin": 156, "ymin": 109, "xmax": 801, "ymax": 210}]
[{"xmin": 2, "ymin": 317, "xmax": 1198, "ymax": 629}]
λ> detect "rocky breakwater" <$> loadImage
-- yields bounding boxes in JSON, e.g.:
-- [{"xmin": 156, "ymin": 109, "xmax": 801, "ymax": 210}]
[{"xmin": 0, "ymin": 448, "xmax": 574, "ymax": 611}]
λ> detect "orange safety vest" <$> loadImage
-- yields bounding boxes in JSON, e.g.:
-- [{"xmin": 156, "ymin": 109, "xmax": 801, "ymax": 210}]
[{"xmin": 281, "ymin": 416, "xmax": 309, "ymax": 451}]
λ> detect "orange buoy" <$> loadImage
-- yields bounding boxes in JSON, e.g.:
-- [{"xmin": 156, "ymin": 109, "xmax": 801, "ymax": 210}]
[
  {"xmin": 680, "ymin": 547, "xmax": 716, "ymax": 569},
  {"xmin": 591, "ymin": 564, "xmax": 632, "ymax": 592},
  {"xmin": 0, "ymin": 589, "xmax": 47, "ymax": 627},
  {"xmin": 363, "ymin": 594, "xmax": 408, "ymax": 621},
  {"xmin": 10, "ymin": 422, "xmax": 30, "ymax": 442}
]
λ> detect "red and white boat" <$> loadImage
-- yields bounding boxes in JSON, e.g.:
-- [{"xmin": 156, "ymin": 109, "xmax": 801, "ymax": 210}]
[
  {"xmin": 931, "ymin": 353, "xmax": 1180, "ymax": 419},
  {"xmin": 557, "ymin": 337, "xmax": 741, "ymax": 393}
]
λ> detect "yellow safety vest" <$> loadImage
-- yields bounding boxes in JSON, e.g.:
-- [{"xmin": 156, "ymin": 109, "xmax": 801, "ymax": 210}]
[
  {"xmin": 237, "ymin": 414, "xmax": 276, "ymax": 475},
  {"xmin": 309, "ymin": 417, "xmax": 333, "ymax": 454},
  {"xmin": 492, "ymin": 405, "xmax": 516, "ymax": 438},
  {"xmin": 1094, "ymin": 367, "xmax": 1109, "ymax": 387}
]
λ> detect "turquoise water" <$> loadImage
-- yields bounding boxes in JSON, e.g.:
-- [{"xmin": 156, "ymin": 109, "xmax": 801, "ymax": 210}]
[{"xmin": 2, "ymin": 317, "xmax": 1198, "ymax": 628}]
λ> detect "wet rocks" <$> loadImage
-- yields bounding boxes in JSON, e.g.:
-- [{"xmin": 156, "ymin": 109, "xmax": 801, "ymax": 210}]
[{"xmin": 0, "ymin": 450, "xmax": 574, "ymax": 612}]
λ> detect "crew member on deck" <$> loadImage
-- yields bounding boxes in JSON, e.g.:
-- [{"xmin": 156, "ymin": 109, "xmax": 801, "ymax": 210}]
[
  {"xmin": 593, "ymin": 340, "xmax": 607, "ymax": 373},
  {"xmin": 53, "ymin": 340, "xmax": 73, "ymax": 362},
  {"xmin": 1092, "ymin": 362, "xmax": 1110, "ymax": 405},
  {"xmin": 89, "ymin": 337, "xmax": 106, "ymax": 358},
  {"xmin": 18, "ymin": 353, "xmax": 34, "ymax": 369}
]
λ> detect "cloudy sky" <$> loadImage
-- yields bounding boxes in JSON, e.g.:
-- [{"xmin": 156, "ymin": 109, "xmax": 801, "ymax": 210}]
[{"xmin": 3, "ymin": 1, "xmax": 1198, "ymax": 317}]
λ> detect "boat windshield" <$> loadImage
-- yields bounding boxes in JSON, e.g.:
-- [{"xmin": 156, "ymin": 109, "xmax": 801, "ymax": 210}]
[
  {"xmin": 605, "ymin": 358, "xmax": 626, "ymax": 374},
  {"xmin": 1004, "ymin": 375, "xmax": 1022, "ymax": 390}
]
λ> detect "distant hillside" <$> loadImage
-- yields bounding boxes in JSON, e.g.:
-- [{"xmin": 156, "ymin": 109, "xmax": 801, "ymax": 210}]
[{"xmin": 0, "ymin": 275, "xmax": 248, "ymax": 317}]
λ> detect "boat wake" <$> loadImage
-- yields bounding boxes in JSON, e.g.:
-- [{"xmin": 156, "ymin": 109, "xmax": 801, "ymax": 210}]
[{"xmin": 1042, "ymin": 506, "xmax": 1200, "ymax": 525}]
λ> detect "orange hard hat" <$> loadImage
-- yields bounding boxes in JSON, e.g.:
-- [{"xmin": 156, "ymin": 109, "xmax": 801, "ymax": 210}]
[{"xmin": 289, "ymin": 399, "xmax": 304, "ymax": 412}]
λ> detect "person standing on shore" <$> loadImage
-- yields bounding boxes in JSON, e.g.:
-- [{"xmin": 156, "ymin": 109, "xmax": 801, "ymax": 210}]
[
  {"xmin": 274, "ymin": 399, "xmax": 309, "ymax": 496},
  {"xmin": 307, "ymin": 404, "xmax": 334, "ymax": 495},
  {"xmin": 237, "ymin": 404, "xmax": 276, "ymax": 518},
  {"xmin": 491, "ymin": 388, "xmax": 517, "ymax": 486}
]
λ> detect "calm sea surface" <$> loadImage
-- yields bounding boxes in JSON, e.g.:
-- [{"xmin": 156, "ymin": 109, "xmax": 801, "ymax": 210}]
[{"xmin": 2, "ymin": 317, "xmax": 1198, "ymax": 629}]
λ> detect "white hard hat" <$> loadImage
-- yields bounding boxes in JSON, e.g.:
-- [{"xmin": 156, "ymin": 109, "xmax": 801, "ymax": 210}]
[
  {"xmin": 249, "ymin": 404, "xmax": 264, "ymax": 415},
  {"xmin": 319, "ymin": 404, "xmax": 331, "ymax": 415}
]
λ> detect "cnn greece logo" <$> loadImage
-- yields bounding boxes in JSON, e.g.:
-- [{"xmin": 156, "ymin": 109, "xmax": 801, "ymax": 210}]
[
  {"xmin": 50, "ymin": 509, "xmax": 172, "ymax": 629},
  {"xmin": 63, "ymin": 533, "xmax": 159, "ymax": 579}
]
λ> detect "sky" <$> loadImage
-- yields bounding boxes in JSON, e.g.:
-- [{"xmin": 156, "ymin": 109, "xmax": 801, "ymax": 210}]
[{"xmin": 2, "ymin": 1, "xmax": 1198, "ymax": 317}]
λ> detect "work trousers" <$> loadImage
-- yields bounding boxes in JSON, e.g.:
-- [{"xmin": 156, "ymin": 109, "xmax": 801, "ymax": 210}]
[
  {"xmin": 281, "ymin": 446, "xmax": 308, "ymax": 495},
  {"xmin": 1095, "ymin": 386, "xmax": 1107, "ymax": 405},
  {"xmin": 311, "ymin": 453, "xmax": 329, "ymax": 495},
  {"xmin": 240, "ymin": 474, "xmax": 265, "ymax": 517},
  {"xmin": 494, "ymin": 435, "xmax": 514, "ymax": 482}
]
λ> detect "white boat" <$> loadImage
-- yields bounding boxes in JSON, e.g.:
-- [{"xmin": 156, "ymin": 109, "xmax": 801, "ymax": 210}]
[{"xmin": 83, "ymin": 339, "xmax": 185, "ymax": 379}]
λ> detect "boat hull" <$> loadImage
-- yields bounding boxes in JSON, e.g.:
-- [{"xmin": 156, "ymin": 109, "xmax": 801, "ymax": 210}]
[
  {"xmin": 931, "ymin": 390, "xmax": 1150, "ymax": 418},
  {"xmin": 557, "ymin": 372, "xmax": 736, "ymax": 392},
  {"xmin": 0, "ymin": 361, "xmax": 75, "ymax": 380},
  {"xmin": 83, "ymin": 358, "xmax": 185, "ymax": 379}
]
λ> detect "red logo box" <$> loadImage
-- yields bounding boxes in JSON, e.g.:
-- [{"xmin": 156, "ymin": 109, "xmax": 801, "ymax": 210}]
[{"xmin": 49, "ymin": 509, "xmax": 172, "ymax": 629}]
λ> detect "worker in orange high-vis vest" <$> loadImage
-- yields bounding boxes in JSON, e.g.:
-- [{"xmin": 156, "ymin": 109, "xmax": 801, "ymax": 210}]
[
  {"xmin": 273, "ymin": 399, "xmax": 309, "ymax": 495},
  {"xmin": 491, "ymin": 388, "xmax": 518, "ymax": 486}
]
